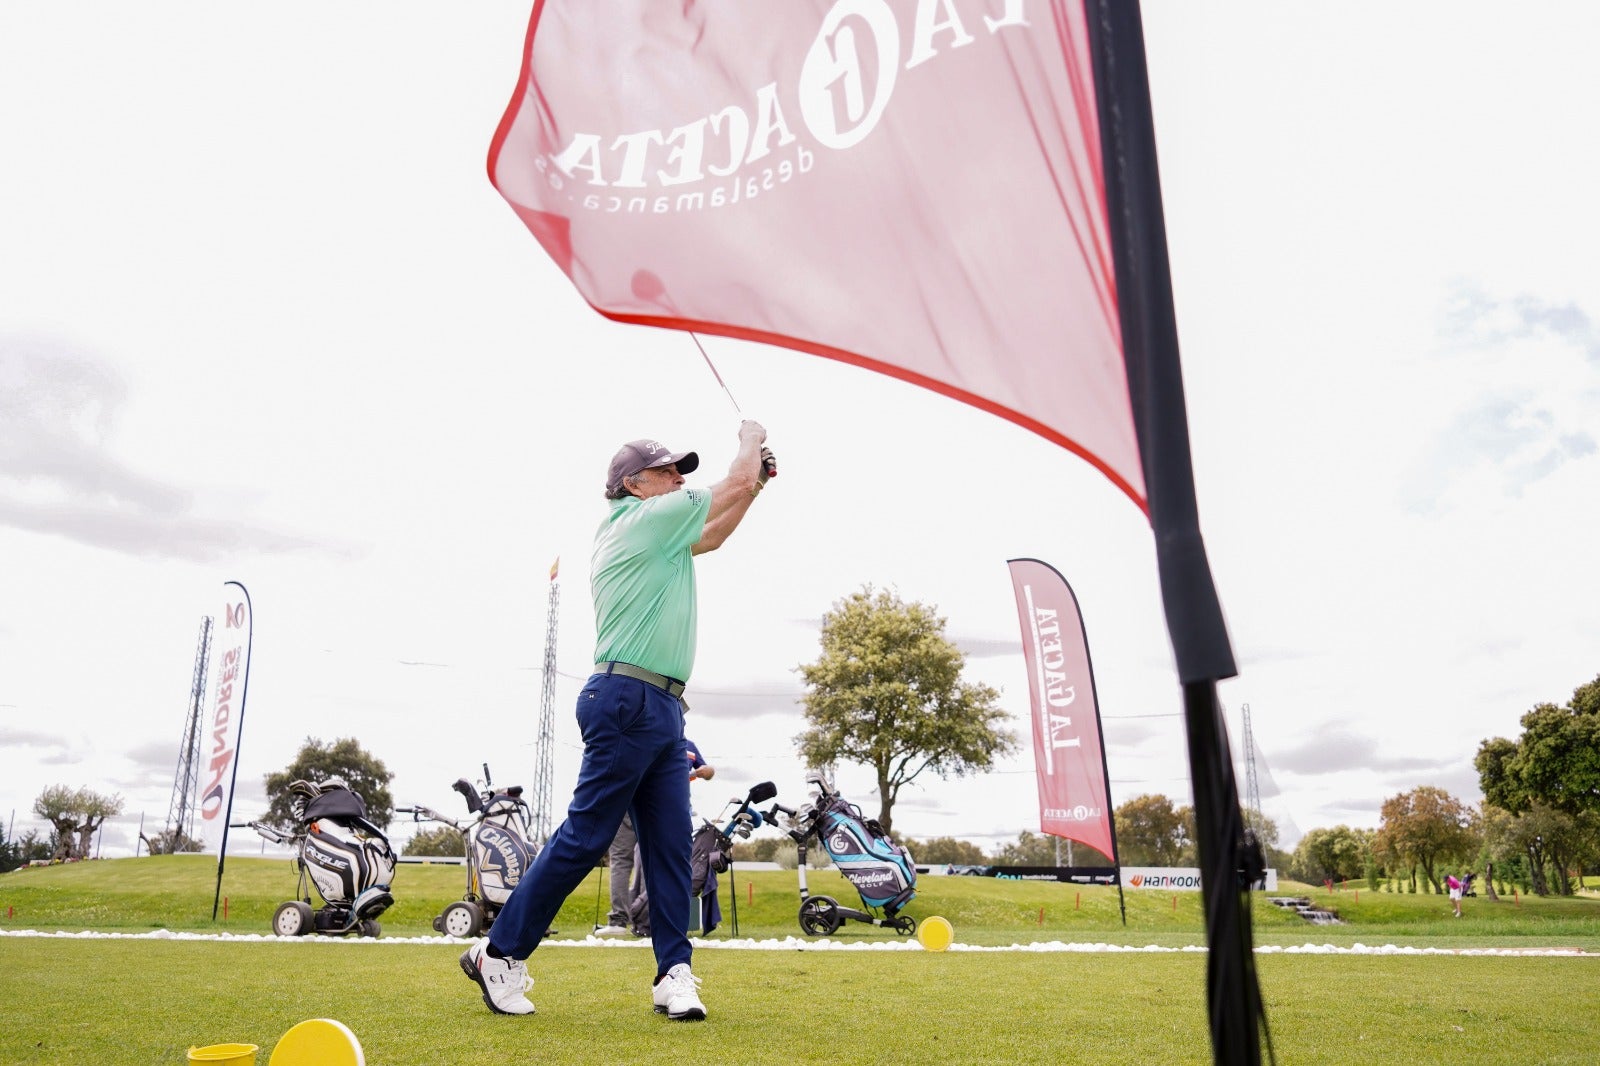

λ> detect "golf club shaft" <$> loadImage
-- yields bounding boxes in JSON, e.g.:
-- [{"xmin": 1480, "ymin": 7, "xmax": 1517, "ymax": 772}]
[{"xmin": 688, "ymin": 331, "xmax": 777, "ymax": 480}]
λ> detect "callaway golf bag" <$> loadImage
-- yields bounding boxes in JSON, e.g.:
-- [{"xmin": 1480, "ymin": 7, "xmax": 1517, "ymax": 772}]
[
  {"xmin": 768, "ymin": 771, "xmax": 917, "ymax": 937},
  {"xmin": 398, "ymin": 765, "xmax": 538, "ymax": 939},
  {"xmin": 249, "ymin": 777, "xmax": 397, "ymax": 938}
]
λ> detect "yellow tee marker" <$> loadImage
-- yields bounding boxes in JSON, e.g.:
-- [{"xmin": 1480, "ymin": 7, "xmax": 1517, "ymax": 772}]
[
  {"xmin": 268, "ymin": 1019, "xmax": 365, "ymax": 1066},
  {"xmin": 917, "ymin": 915, "xmax": 954, "ymax": 951}
]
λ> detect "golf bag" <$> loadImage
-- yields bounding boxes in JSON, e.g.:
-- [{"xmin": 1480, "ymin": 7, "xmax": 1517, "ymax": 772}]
[
  {"xmin": 813, "ymin": 787, "xmax": 918, "ymax": 916},
  {"xmin": 769, "ymin": 772, "xmax": 918, "ymax": 937},
  {"xmin": 463, "ymin": 783, "xmax": 537, "ymax": 910},
  {"xmin": 400, "ymin": 768, "xmax": 538, "ymax": 939},
  {"xmin": 621, "ymin": 820, "xmax": 734, "ymax": 938},
  {"xmin": 251, "ymin": 778, "xmax": 396, "ymax": 937},
  {"xmin": 622, "ymin": 782, "xmax": 774, "ymax": 938}
]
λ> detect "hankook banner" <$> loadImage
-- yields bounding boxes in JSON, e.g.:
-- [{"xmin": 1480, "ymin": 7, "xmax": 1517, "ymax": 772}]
[{"xmin": 1007, "ymin": 558, "xmax": 1115, "ymax": 860}]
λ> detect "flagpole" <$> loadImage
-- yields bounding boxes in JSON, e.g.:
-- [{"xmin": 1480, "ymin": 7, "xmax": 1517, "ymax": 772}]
[
  {"xmin": 211, "ymin": 581, "xmax": 253, "ymax": 922},
  {"xmin": 1083, "ymin": 2, "xmax": 1266, "ymax": 1062}
]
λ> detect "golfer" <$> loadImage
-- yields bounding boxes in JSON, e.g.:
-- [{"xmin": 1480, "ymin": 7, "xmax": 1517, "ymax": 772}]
[{"xmin": 461, "ymin": 421, "xmax": 771, "ymax": 1020}]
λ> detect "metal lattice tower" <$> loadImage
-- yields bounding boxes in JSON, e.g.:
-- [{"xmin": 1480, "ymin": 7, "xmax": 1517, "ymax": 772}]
[
  {"xmin": 165, "ymin": 616, "xmax": 213, "ymax": 847},
  {"xmin": 531, "ymin": 563, "xmax": 560, "ymax": 845},
  {"xmin": 1240, "ymin": 702, "xmax": 1264, "ymax": 835}
]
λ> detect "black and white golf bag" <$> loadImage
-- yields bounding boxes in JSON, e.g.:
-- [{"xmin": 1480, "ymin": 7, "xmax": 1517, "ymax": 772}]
[
  {"xmin": 469, "ymin": 790, "xmax": 536, "ymax": 907},
  {"xmin": 296, "ymin": 781, "xmax": 396, "ymax": 929}
]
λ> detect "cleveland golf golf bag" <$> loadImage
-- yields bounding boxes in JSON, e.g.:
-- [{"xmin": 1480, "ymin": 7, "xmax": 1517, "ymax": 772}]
[
  {"xmin": 768, "ymin": 771, "xmax": 917, "ymax": 937},
  {"xmin": 248, "ymin": 777, "xmax": 397, "ymax": 938},
  {"xmin": 398, "ymin": 765, "xmax": 539, "ymax": 939}
]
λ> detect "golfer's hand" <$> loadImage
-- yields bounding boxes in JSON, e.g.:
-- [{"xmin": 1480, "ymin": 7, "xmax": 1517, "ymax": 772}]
[
  {"xmin": 758, "ymin": 447, "xmax": 776, "ymax": 485},
  {"xmin": 739, "ymin": 419, "xmax": 766, "ymax": 445}
]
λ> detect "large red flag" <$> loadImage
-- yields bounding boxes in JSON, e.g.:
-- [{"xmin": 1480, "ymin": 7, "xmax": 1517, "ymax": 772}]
[
  {"xmin": 489, "ymin": 0, "xmax": 1144, "ymax": 510},
  {"xmin": 1007, "ymin": 557, "xmax": 1115, "ymax": 860}
]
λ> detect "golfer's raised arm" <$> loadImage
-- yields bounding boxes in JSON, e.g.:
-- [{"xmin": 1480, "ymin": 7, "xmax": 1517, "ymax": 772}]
[{"xmin": 694, "ymin": 420, "xmax": 767, "ymax": 555}]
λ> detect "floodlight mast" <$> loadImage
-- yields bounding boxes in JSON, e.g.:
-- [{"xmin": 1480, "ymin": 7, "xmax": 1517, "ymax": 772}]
[
  {"xmin": 164, "ymin": 616, "xmax": 213, "ymax": 851},
  {"xmin": 532, "ymin": 567, "xmax": 560, "ymax": 846}
]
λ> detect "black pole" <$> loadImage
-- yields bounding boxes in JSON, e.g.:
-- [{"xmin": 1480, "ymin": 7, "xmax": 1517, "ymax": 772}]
[{"xmin": 1082, "ymin": 3, "xmax": 1267, "ymax": 1062}]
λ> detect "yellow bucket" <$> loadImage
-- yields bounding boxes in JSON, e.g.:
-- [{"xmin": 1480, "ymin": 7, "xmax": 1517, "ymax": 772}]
[{"xmin": 188, "ymin": 1043, "xmax": 259, "ymax": 1065}]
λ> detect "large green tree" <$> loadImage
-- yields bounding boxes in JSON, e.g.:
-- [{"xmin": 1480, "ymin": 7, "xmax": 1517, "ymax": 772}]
[
  {"xmin": 796, "ymin": 586, "xmax": 1017, "ymax": 837},
  {"xmin": 1477, "ymin": 674, "xmax": 1600, "ymax": 817},
  {"xmin": 31, "ymin": 785, "xmax": 124, "ymax": 861},
  {"xmin": 262, "ymin": 736, "xmax": 394, "ymax": 831},
  {"xmin": 403, "ymin": 825, "xmax": 467, "ymax": 858},
  {"xmin": 1113, "ymin": 793, "xmax": 1192, "ymax": 866},
  {"xmin": 1480, "ymin": 801, "xmax": 1596, "ymax": 896},
  {"xmin": 1292, "ymin": 825, "xmax": 1371, "ymax": 885},
  {"xmin": 1374, "ymin": 786, "xmax": 1476, "ymax": 892},
  {"xmin": 1475, "ymin": 674, "xmax": 1600, "ymax": 895}
]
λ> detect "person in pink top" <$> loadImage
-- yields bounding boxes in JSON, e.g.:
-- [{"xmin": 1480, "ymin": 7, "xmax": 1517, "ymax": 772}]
[{"xmin": 1446, "ymin": 874, "xmax": 1464, "ymax": 917}]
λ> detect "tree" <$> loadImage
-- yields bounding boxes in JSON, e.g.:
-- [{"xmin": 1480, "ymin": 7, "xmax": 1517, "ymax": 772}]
[
  {"xmin": 141, "ymin": 828, "xmax": 204, "ymax": 855},
  {"xmin": 403, "ymin": 825, "xmax": 466, "ymax": 858},
  {"xmin": 262, "ymin": 737, "xmax": 395, "ymax": 831},
  {"xmin": 795, "ymin": 586, "xmax": 1017, "ymax": 837},
  {"xmin": 1292, "ymin": 825, "xmax": 1370, "ymax": 885},
  {"xmin": 990, "ymin": 830, "xmax": 1060, "ymax": 865},
  {"xmin": 901, "ymin": 835, "xmax": 987, "ymax": 864},
  {"xmin": 0, "ymin": 827, "xmax": 50, "ymax": 873},
  {"xmin": 1475, "ymin": 675, "xmax": 1600, "ymax": 895},
  {"xmin": 31, "ymin": 785, "xmax": 124, "ymax": 861},
  {"xmin": 1477, "ymin": 675, "xmax": 1600, "ymax": 818},
  {"xmin": 0, "ymin": 823, "xmax": 17, "ymax": 874},
  {"xmin": 1113, "ymin": 793, "xmax": 1192, "ymax": 866},
  {"xmin": 1374, "ymin": 787, "xmax": 1475, "ymax": 892}
]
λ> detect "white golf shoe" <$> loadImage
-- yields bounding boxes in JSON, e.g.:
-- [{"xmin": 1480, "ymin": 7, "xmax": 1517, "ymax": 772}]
[
  {"xmin": 651, "ymin": 962, "xmax": 707, "ymax": 1021},
  {"xmin": 460, "ymin": 938, "xmax": 535, "ymax": 1015}
]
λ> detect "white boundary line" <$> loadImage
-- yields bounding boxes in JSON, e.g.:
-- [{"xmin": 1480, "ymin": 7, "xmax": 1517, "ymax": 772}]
[{"xmin": 0, "ymin": 929, "xmax": 1590, "ymax": 956}]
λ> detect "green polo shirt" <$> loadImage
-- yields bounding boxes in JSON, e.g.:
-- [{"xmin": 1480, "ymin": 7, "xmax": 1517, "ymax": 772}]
[{"xmin": 591, "ymin": 487, "xmax": 712, "ymax": 682}]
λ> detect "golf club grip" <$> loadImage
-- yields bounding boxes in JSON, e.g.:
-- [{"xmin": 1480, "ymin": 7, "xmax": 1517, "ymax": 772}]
[{"xmin": 762, "ymin": 452, "xmax": 777, "ymax": 479}]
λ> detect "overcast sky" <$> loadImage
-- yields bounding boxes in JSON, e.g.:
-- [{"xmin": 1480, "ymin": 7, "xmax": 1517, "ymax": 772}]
[{"xmin": 3, "ymin": 3, "xmax": 1597, "ymax": 860}]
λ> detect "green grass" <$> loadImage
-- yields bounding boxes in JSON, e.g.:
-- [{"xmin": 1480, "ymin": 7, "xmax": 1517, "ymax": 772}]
[
  {"xmin": 2, "ymin": 859, "xmax": 1598, "ymax": 1064},
  {"xmin": 3, "ymin": 856, "xmax": 1596, "ymax": 946}
]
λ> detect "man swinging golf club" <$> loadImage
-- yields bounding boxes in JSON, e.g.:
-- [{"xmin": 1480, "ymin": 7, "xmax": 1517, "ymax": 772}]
[{"xmin": 460, "ymin": 420, "xmax": 773, "ymax": 1020}]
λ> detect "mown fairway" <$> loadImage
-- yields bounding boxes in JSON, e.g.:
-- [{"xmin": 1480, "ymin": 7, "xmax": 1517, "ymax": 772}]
[{"xmin": 3, "ymin": 857, "xmax": 1597, "ymax": 1065}]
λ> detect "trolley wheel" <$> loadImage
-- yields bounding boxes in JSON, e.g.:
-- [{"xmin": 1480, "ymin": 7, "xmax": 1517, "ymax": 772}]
[
  {"xmin": 358, "ymin": 919, "xmax": 382, "ymax": 939},
  {"xmin": 891, "ymin": 914, "xmax": 917, "ymax": 936},
  {"xmin": 272, "ymin": 900, "xmax": 313, "ymax": 937},
  {"xmin": 798, "ymin": 896, "xmax": 841, "ymax": 937},
  {"xmin": 439, "ymin": 900, "xmax": 485, "ymax": 939}
]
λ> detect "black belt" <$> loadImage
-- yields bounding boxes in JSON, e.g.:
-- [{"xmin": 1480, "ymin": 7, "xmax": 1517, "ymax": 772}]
[{"xmin": 596, "ymin": 661, "xmax": 686, "ymax": 699}]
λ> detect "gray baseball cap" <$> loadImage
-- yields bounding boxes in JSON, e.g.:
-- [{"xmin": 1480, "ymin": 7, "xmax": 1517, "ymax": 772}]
[{"xmin": 606, "ymin": 438, "xmax": 700, "ymax": 496}]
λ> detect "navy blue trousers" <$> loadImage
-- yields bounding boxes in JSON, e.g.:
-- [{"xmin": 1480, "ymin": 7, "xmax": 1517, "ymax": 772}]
[{"xmin": 488, "ymin": 672, "xmax": 692, "ymax": 975}]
